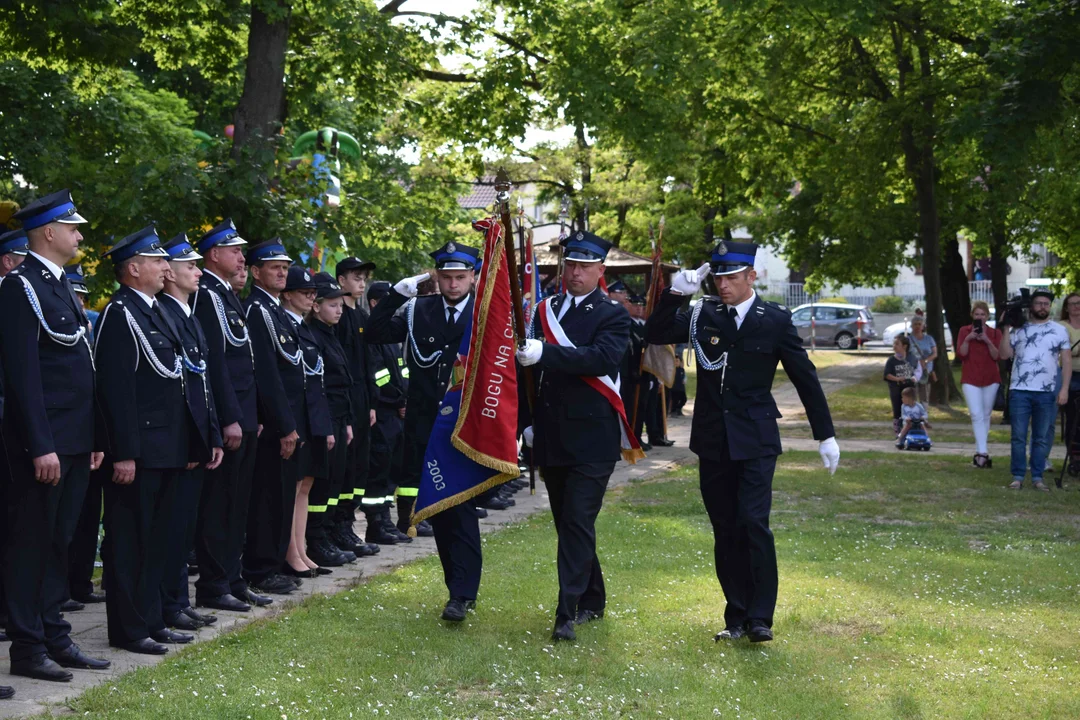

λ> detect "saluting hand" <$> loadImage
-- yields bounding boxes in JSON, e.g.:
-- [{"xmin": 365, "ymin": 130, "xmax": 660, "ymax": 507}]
[
  {"xmin": 393, "ymin": 273, "xmax": 431, "ymax": 299},
  {"xmin": 671, "ymin": 263, "xmax": 711, "ymax": 296},
  {"xmin": 112, "ymin": 459, "xmax": 136, "ymax": 485},
  {"xmin": 33, "ymin": 452, "xmax": 62, "ymax": 486},
  {"xmin": 207, "ymin": 447, "xmax": 224, "ymax": 470},
  {"xmin": 280, "ymin": 430, "xmax": 299, "ymax": 460},
  {"xmin": 222, "ymin": 422, "xmax": 243, "ymax": 451}
]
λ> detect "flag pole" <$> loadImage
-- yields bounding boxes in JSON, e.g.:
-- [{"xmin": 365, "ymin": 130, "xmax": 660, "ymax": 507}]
[
  {"xmin": 630, "ymin": 216, "xmax": 666, "ymax": 435},
  {"xmin": 495, "ymin": 169, "xmax": 538, "ymax": 494}
]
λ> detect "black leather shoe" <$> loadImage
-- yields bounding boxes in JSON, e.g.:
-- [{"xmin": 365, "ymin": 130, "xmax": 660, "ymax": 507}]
[
  {"xmin": 650, "ymin": 438, "xmax": 675, "ymax": 447},
  {"xmin": 249, "ymin": 577, "xmax": 295, "ymax": 595},
  {"xmin": 116, "ymin": 638, "xmax": 169, "ymax": 655},
  {"xmin": 366, "ymin": 521, "xmax": 400, "ymax": 545},
  {"xmin": 574, "ymin": 609, "xmax": 604, "ymax": 624},
  {"xmin": 441, "ymin": 598, "xmax": 475, "ymax": 622},
  {"xmin": 329, "ymin": 529, "xmax": 362, "ymax": 554},
  {"xmin": 151, "ymin": 629, "xmax": 193, "ymax": 644},
  {"xmin": 746, "ymin": 621, "xmax": 773, "ymax": 643},
  {"xmin": 243, "ymin": 589, "xmax": 273, "ymax": 607},
  {"xmin": 271, "ymin": 573, "xmax": 301, "ymax": 588},
  {"xmin": 282, "ymin": 565, "xmax": 317, "ymax": 579},
  {"xmin": 713, "ymin": 626, "xmax": 746, "ymax": 641},
  {"xmin": 10, "ymin": 654, "xmax": 73, "ymax": 682},
  {"xmin": 551, "ymin": 620, "xmax": 576, "ymax": 642},
  {"xmin": 329, "ymin": 545, "xmax": 357, "ymax": 563},
  {"xmin": 479, "ymin": 495, "xmax": 512, "ymax": 511},
  {"xmin": 386, "ymin": 520, "xmax": 412, "ymax": 543},
  {"xmin": 414, "ymin": 520, "xmax": 434, "ymax": 537},
  {"xmin": 354, "ymin": 542, "xmax": 380, "ymax": 557},
  {"xmin": 72, "ymin": 591, "xmax": 106, "ymax": 604},
  {"xmin": 0, "ymin": 685, "xmax": 12, "ymax": 700},
  {"xmin": 182, "ymin": 606, "xmax": 217, "ymax": 625},
  {"xmin": 59, "ymin": 599, "xmax": 84, "ymax": 613},
  {"xmin": 473, "ymin": 506, "xmax": 488, "ymax": 519},
  {"xmin": 165, "ymin": 611, "xmax": 202, "ymax": 631},
  {"xmin": 197, "ymin": 593, "xmax": 251, "ymax": 612},
  {"xmin": 308, "ymin": 542, "xmax": 348, "ymax": 567},
  {"xmin": 50, "ymin": 643, "xmax": 111, "ymax": 670},
  {"xmin": 639, "ymin": 441, "xmax": 653, "ymax": 452},
  {"xmin": 315, "ymin": 567, "xmax": 333, "ymax": 575}
]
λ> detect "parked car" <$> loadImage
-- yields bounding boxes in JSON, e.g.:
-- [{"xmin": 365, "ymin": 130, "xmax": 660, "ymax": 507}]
[
  {"xmin": 881, "ymin": 310, "xmax": 995, "ymax": 348},
  {"xmin": 789, "ymin": 303, "xmax": 877, "ymax": 349}
]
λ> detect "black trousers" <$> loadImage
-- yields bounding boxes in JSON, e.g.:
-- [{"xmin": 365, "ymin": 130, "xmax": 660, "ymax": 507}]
[
  {"xmin": 67, "ymin": 465, "xmax": 103, "ymax": 601},
  {"xmin": 699, "ymin": 451, "xmax": 779, "ymax": 629},
  {"xmin": 195, "ymin": 430, "xmax": 257, "ymax": 600},
  {"xmin": 428, "ymin": 490, "xmax": 499, "ymax": 602},
  {"xmin": 309, "ymin": 416, "xmax": 349, "ymax": 542},
  {"xmin": 161, "ymin": 467, "xmax": 204, "ymax": 619},
  {"xmin": 4, "ymin": 450, "xmax": 89, "ymax": 661},
  {"xmin": 0, "ymin": 437, "xmax": 8, "ymax": 630},
  {"xmin": 334, "ymin": 417, "xmax": 369, "ymax": 528},
  {"xmin": 542, "ymin": 462, "xmax": 615, "ymax": 623},
  {"xmin": 364, "ymin": 407, "xmax": 403, "ymax": 514},
  {"xmin": 102, "ymin": 462, "xmax": 181, "ymax": 645},
  {"xmin": 243, "ymin": 433, "xmax": 299, "ymax": 587},
  {"xmin": 634, "ymin": 374, "xmax": 662, "ymax": 441}
]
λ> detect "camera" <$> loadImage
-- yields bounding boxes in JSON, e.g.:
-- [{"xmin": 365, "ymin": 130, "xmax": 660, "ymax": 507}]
[{"xmin": 1003, "ymin": 288, "xmax": 1031, "ymax": 329}]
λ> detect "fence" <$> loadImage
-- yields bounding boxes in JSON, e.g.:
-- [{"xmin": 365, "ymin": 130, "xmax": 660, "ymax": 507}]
[{"xmin": 758, "ymin": 280, "xmax": 1028, "ymax": 310}]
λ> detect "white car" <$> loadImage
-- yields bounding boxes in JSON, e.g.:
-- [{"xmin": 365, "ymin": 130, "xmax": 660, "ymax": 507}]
[{"xmin": 882, "ymin": 311, "xmax": 995, "ymax": 348}]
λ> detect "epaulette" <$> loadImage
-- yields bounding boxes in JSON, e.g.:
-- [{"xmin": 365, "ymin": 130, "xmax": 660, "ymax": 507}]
[
  {"xmin": 9, "ymin": 268, "xmax": 20, "ymax": 276},
  {"xmin": 764, "ymin": 300, "xmax": 790, "ymax": 315},
  {"xmin": 610, "ymin": 299, "xmax": 619, "ymax": 306}
]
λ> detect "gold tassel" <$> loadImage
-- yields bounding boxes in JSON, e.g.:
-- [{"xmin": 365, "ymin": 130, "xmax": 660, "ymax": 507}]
[{"xmin": 407, "ymin": 526, "xmax": 417, "ymax": 538}]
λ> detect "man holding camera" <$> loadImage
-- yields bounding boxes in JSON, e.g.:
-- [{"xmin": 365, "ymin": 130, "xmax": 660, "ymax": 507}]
[{"xmin": 999, "ymin": 290, "xmax": 1071, "ymax": 491}]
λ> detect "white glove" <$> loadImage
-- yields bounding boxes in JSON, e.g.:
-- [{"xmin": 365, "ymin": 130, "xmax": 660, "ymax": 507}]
[
  {"xmin": 393, "ymin": 272, "xmax": 430, "ymax": 299},
  {"xmin": 522, "ymin": 426, "xmax": 534, "ymax": 448},
  {"xmin": 670, "ymin": 263, "xmax": 711, "ymax": 296},
  {"xmin": 819, "ymin": 437, "xmax": 840, "ymax": 475},
  {"xmin": 515, "ymin": 338, "xmax": 543, "ymax": 367}
]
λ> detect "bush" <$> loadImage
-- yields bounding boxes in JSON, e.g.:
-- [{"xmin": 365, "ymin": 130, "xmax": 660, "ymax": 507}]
[
  {"xmin": 872, "ymin": 295, "xmax": 906, "ymax": 313},
  {"xmin": 818, "ymin": 295, "xmax": 847, "ymax": 304}
]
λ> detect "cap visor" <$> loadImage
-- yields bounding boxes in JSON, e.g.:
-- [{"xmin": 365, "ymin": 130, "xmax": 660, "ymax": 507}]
[
  {"xmin": 73, "ymin": 284, "xmax": 89, "ymax": 294},
  {"xmin": 217, "ymin": 237, "xmax": 248, "ymax": 247},
  {"xmin": 56, "ymin": 212, "xmax": 88, "ymax": 225},
  {"xmin": 564, "ymin": 256, "xmax": 602, "ymax": 264},
  {"xmin": 12, "ymin": 249, "xmax": 28, "ymax": 256},
  {"xmin": 258, "ymin": 253, "xmax": 293, "ymax": 263},
  {"xmin": 318, "ymin": 289, "xmax": 349, "ymax": 300},
  {"xmin": 437, "ymin": 262, "xmax": 473, "ymax": 270},
  {"xmin": 712, "ymin": 265, "xmax": 752, "ymax": 276},
  {"xmin": 138, "ymin": 248, "xmax": 171, "ymax": 258},
  {"xmin": 170, "ymin": 251, "xmax": 203, "ymax": 262}
]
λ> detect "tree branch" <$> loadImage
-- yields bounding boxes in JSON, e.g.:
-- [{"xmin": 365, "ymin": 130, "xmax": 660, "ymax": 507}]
[
  {"xmin": 391, "ymin": 11, "xmax": 551, "ymax": 66},
  {"xmin": 746, "ymin": 106, "xmax": 838, "ymax": 144},
  {"xmin": 422, "ymin": 70, "xmax": 474, "ymax": 83},
  {"xmin": 851, "ymin": 36, "xmax": 894, "ymax": 101},
  {"xmin": 378, "ymin": 0, "xmax": 409, "ymax": 14}
]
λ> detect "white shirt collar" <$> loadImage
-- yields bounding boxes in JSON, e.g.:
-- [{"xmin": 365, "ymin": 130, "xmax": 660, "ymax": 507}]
[
  {"xmin": 163, "ymin": 292, "xmax": 191, "ymax": 317},
  {"xmin": 726, "ymin": 291, "xmax": 756, "ymax": 321},
  {"xmin": 130, "ymin": 287, "xmax": 156, "ymax": 309},
  {"xmin": 254, "ymin": 285, "xmax": 280, "ymax": 305},
  {"xmin": 29, "ymin": 251, "xmax": 64, "ymax": 282},
  {"xmin": 204, "ymin": 268, "xmax": 231, "ymax": 289},
  {"xmin": 284, "ymin": 308, "xmax": 304, "ymax": 325},
  {"xmin": 442, "ymin": 295, "xmax": 470, "ymax": 313}
]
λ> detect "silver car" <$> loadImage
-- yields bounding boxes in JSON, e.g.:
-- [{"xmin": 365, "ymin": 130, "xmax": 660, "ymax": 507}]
[{"xmin": 789, "ymin": 303, "xmax": 876, "ymax": 349}]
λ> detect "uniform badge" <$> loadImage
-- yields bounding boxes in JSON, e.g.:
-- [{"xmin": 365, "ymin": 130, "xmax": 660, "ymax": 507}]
[
  {"xmin": 238, "ymin": 319, "xmax": 245, "ymax": 327},
  {"xmin": 303, "ymin": 272, "xmax": 311, "ymax": 282},
  {"xmin": 710, "ymin": 336, "xmax": 720, "ymax": 345},
  {"xmin": 440, "ymin": 405, "xmax": 454, "ymax": 416},
  {"xmin": 576, "ymin": 232, "xmax": 584, "ymax": 240},
  {"xmin": 447, "ymin": 242, "xmax": 456, "ymax": 254},
  {"xmin": 279, "ymin": 334, "xmax": 288, "ymax": 344},
  {"xmin": 585, "ymin": 303, "xmax": 593, "ymax": 311},
  {"xmin": 715, "ymin": 241, "xmax": 728, "ymax": 256}
]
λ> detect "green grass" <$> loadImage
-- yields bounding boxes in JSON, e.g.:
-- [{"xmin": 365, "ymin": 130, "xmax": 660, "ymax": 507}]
[
  {"xmin": 828, "ymin": 364, "xmax": 1005, "ymax": 424},
  {"xmin": 781, "ymin": 422, "xmax": 1013, "ymax": 444},
  {"xmin": 64, "ymin": 452, "xmax": 1080, "ymax": 720}
]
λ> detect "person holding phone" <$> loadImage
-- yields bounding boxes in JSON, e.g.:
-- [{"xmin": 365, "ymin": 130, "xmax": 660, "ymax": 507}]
[{"xmin": 957, "ymin": 301, "xmax": 1003, "ymax": 468}]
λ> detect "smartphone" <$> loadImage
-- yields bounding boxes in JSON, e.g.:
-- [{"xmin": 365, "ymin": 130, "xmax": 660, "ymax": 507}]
[{"xmin": 973, "ymin": 318, "xmax": 983, "ymax": 333}]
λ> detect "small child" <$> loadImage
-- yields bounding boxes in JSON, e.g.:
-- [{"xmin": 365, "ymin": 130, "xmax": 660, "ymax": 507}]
[{"xmin": 896, "ymin": 386, "xmax": 932, "ymax": 448}]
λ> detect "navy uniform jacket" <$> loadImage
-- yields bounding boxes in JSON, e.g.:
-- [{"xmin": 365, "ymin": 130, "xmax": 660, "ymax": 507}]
[
  {"xmin": 94, "ymin": 286, "xmax": 191, "ymax": 469},
  {"xmin": 308, "ymin": 318, "xmax": 355, "ymax": 424},
  {"xmin": 159, "ymin": 293, "xmax": 223, "ymax": 462},
  {"xmin": 526, "ymin": 287, "xmax": 631, "ymax": 467},
  {"xmin": 367, "ymin": 290, "xmax": 473, "ymax": 414},
  {"xmin": 292, "ymin": 314, "xmax": 333, "ymax": 439},
  {"xmin": 645, "ymin": 290, "xmax": 834, "ymax": 461},
  {"xmin": 192, "ymin": 270, "xmax": 258, "ymax": 433},
  {"xmin": 336, "ymin": 304, "xmax": 377, "ymax": 426},
  {"xmin": 0, "ymin": 255, "xmax": 96, "ymax": 457},
  {"xmin": 244, "ymin": 286, "xmax": 308, "ymax": 442}
]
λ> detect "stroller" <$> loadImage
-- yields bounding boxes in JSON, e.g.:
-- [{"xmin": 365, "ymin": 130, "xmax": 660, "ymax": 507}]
[{"xmin": 898, "ymin": 419, "xmax": 933, "ymax": 451}]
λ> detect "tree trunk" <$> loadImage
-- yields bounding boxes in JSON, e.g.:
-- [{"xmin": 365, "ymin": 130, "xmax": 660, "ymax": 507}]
[
  {"xmin": 612, "ymin": 202, "xmax": 629, "ymax": 247},
  {"xmin": 989, "ymin": 222, "xmax": 1010, "ymax": 324},
  {"xmin": 940, "ymin": 231, "xmax": 971, "ymax": 394},
  {"xmin": 231, "ymin": 0, "xmax": 291, "ymax": 160}
]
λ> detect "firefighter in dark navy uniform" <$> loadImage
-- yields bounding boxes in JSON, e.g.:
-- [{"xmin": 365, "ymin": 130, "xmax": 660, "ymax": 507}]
[
  {"xmin": 156, "ymin": 234, "xmax": 225, "ymax": 633},
  {"xmin": 96, "ymin": 225, "xmax": 196, "ymax": 655},
  {"xmin": 191, "ymin": 219, "xmax": 270, "ymax": 612},
  {"xmin": 516, "ymin": 230, "xmax": 633, "ymax": 643},
  {"xmin": 645, "ymin": 241, "xmax": 840, "ymax": 643},
  {"xmin": 0, "ymin": 191, "xmax": 108, "ymax": 685},
  {"xmin": 368, "ymin": 243, "xmax": 491, "ymax": 623}
]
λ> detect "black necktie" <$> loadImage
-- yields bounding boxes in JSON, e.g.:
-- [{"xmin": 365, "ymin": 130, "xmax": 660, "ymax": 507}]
[
  {"xmin": 563, "ymin": 298, "xmax": 577, "ymax": 320},
  {"xmin": 61, "ymin": 276, "xmax": 87, "ymax": 323},
  {"xmin": 446, "ymin": 306, "xmax": 457, "ymax": 329}
]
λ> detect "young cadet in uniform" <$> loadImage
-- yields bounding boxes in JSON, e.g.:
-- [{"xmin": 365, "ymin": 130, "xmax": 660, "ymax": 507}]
[
  {"xmin": 302, "ymin": 273, "xmax": 379, "ymax": 570},
  {"xmin": 370, "ymin": 243, "xmax": 491, "ymax": 622},
  {"xmin": 243, "ymin": 241, "xmax": 306, "ymax": 596},
  {"xmin": 191, "ymin": 219, "xmax": 268, "ymax": 612},
  {"xmin": 333, "ymin": 257, "xmax": 384, "ymax": 550},
  {"xmin": 157, "ymin": 234, "xmax": 225, "ymax": 632},
  {"xmin": 516, "ymin": 231, "xmax": 631, "ymax": 643},
  {"xmin": 362, "ymin": 280, "xmax": 409, "ymax": 544},
  {"xmin": 96, "ymin": 226, "xmax": 193, "ymax": 655},
  {"xmin": 0, "ymin": 228, "xmax": 28, "ymax": 656},
  {"xmin": 279, "ymin": 265, "xmax": 347, "ymax": 578},
  {"xmin": 0, "ymin": 191, "xmax": 108, "ymax": 685},
  {"xmin": 645, "ymin": 241, "xmax": 840, "ymax": 643}
]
